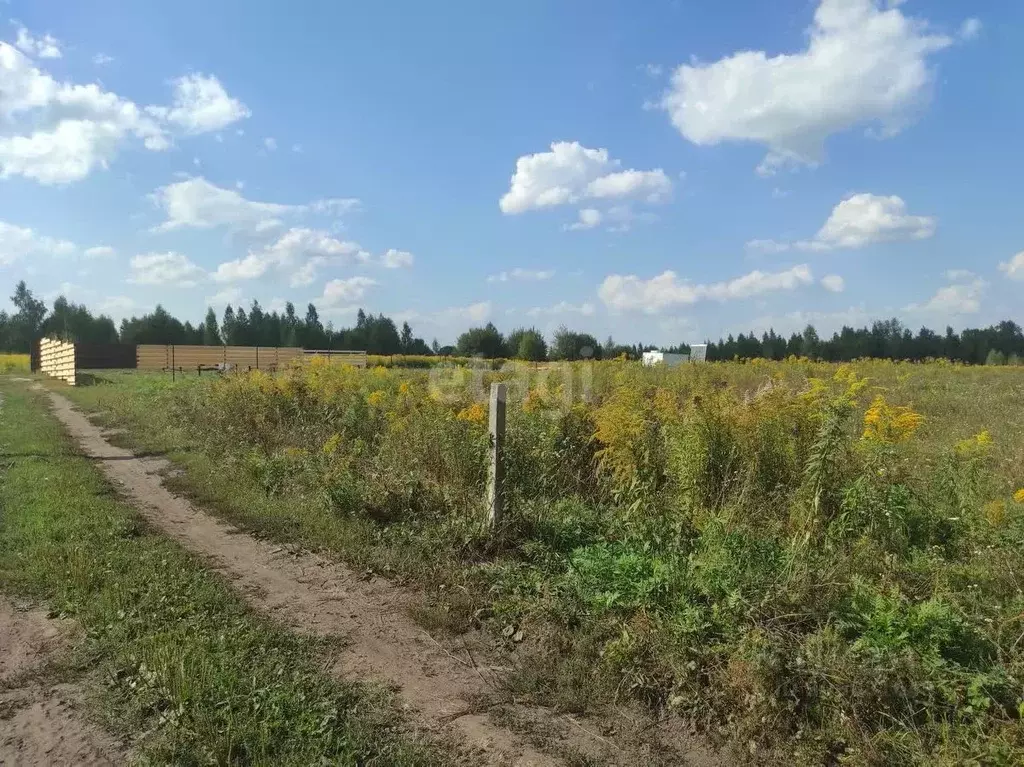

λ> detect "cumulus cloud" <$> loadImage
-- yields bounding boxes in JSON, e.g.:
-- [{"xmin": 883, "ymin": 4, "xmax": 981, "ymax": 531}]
[
  {"xmin": 83, "ymin": 245, "xmax": 115, "ymax": 258},
  {"xmin": 319, "ymin": 276, "xmax": 377, "ymax": 306},
  {"xmin": 566, "ymin": 208, "xmax": 602, "ymax": 231},
  {"xmin": 599, "ymin": 264, "xmax": 813, "ymax": 313},
  {"xmin": 146, "ymin": 74, "xmax": 250, "ymax": 134},
  {"xmin": 128, "ymin": 252, "xmax": 205, "ymax": 286},
  {"xmin": 151, "ymin": 177, "xmax": 295, "ymax": 231},
  {"xmin": 0, "ymin": 42, "xmax": 248, "ymax": 184},
  {"xmin": 212, "ymin": 228, "xmax": 368, "ymax": 285},
  {"xmin": 151, "ymin": 177, "xmax": 361, "ymax": 233},
  {"xmin": 748, "ymin": 193, "xmax": 936, "ymax": 253},
  {"xmin": 660, "ymin": 0, "xmax": 961, "ymax": 173},
  {"xmin": 903, "ymin": 273, "xmax": 985, "ymax": 316},
  {"xmin": 14, "ymin": 27, "xmax": 62, "ymax": 59},
  {"xmin": 821, "ymin": 274, "xmax": 845, "ymax": 292},
  {"xmin": 206, "ymin": 286, "xmax": 243, "ymax": 308},
  {"xmin": 999, "ymin": 252, "xmax": 1024, "ymax": 281},
  {"xmin": 0, "ymin": 220, "xmax": 75, "ymax": 264},
  {"xmin": 487, "ymin": 268, "xmax": 555, "ymax": 283},
  {"xmin": 499, "ymin": 141, "xmax": 671, "ymax": 217},
  {"xmin": 381, "ymin": 248, "xmax": 414, "ymax": 269}
]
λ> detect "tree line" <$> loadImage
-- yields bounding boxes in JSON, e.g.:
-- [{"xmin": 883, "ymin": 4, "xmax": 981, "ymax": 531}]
[{"xmin": 1, "ymin": 280, "xmax": 1022, "ymax": 365}]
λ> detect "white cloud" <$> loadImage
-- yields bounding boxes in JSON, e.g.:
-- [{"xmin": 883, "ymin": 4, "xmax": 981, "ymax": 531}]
[
  {"xmin": 291, "ymin": 143, "xmax": 302, "ymax": 153},
  {"xmin": 206, "ymin": 286, "xmax": 243, "ymax": 308},
  {"xmin": 0, "ymin": 220, "xmax": 75, "ymax": 264},
  {"xmin": 0, "ymin": 45, "xmax": 248, "ymax": 184},
  {"xmin": 83, "ymin": 245, "xmax": 115, "ymax": 258},
  {"xmin": 148, "ymin": 73, "xmax": 250, "ymax": 134},
  {"xmin": 128, "ymin": 251, "xmax": 205, "ymax": 286},
  {"xmin": 499, "ymin": 141, "xmax": 671, "ymax": 215},
  {"xmin": 14, "ymin": 27, "xmax": 62, "ymax": 59},
  {"xmin": 151, "ymin": 176, "xmax": 296, "ymax": 231},
  {"xmin": 821, "ymin": 274, "xmax": 845, "ymax": 292},
  {"xmin": 660, "ymin": 0, "xmax": 959, "ymax": 173},
  {"xmin": 212, "ymin": 227, "xmax": 368, "ymax": 285},
  {"xmin": 998, "ymin": 252, "xmax": 1024, "ymax": 281},
  {"xmin": 749, "ymin": 193, "xmax": 936, "ymax": 253},
  {"xmin": 92, "ymin": 53, "xmax": 114, "ymax": 66},
  {"xmin": 488, "ymin": 267, "xmax": 555, "ymax": 283},
  {"xmin": 263, "ymin": 137, "xmax": 277, "ymax": 151},
  {"xmin": 151, "ymin": 178, "xmax": 361, "ymax": 233},
  {"xmin": 599, "ymin": 264, "xmax": 813, "ymax": 313},
  {"xmin": 96, "ymin": 295, "xmax": 136, "ymax": 318},
  {"xmin": 526, "ymin": 301, "xmax": 595, "ymax": 317},
  {"xmin": 959, "ymin": 18, "xmax": 982, "ymax": 41},
  {"xmin": 644, "ymin": 63, "xmax": 663, "ymax": 78},
  {"xmin": 381, "ymin": 248, "xmax": 414, "ymax": 269},
  {"xmin": 944, "ymin": 268, "xmax": 975, "ymax": 281},
  {"xmin": 566, "ymin": 208, "xmax": 602, "ymax": 231},
  {"xmin": 310, "ymin": 197, "xmax": 362, "ymax": 216},
  {"xmin": 903, "ymin": 274, "xmax": 985, "ymax": 316},
  {"xmin": 320, "ymin": 276, "xmax": 377, "ymax": 306}
]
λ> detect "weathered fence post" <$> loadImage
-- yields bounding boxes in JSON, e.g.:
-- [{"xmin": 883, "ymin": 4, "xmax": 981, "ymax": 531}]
[{"xmin": 487, "ymin": 382, "xmax": 507, "ymax": 532}]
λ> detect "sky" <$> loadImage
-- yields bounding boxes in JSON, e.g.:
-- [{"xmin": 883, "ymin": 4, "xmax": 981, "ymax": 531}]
[{"xmin": 1, "ymin": 0, "xmax": 1022, "ymax": 346}]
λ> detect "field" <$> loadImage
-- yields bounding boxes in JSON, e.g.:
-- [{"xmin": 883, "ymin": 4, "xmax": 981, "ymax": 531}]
[
  {"xmin": 44, "ymin": 359, "xmax": 1024, "ymax": 764},
  {"xmin": 0, "ymin": 352, "xmax": 30, "ymax": 373}
]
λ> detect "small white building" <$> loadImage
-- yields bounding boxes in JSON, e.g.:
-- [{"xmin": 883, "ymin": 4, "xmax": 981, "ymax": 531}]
[{"xmin": 642, "ymin": 350, "xmax": 689, "ymax": 367}]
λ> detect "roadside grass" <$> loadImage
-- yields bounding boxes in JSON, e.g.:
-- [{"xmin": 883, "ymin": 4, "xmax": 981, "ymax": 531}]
[
  {"xmin": 54, "ymin": 363, "xmax": 1024, "ymax": 765},
  {"xmin": 0, "ymin": 379, "xmax": 443, "ymax": 766}
]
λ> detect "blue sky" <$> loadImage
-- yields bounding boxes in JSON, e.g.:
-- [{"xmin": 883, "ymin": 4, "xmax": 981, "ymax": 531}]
[{"xmin": 1, "ymin": 0, "xmax": 1022, "ymax": 346}]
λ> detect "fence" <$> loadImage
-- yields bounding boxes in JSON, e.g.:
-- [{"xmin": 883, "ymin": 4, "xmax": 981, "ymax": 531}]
[
  {"xmin": 39, "ymin": 338, "xmax": 77, "ymax": 385},
  {"xmin": 136, "ymin": 345, "xmax": 305, "ymax": 372},
  {"xmin": 303, "ymin": 350, "xmax": 368, "ymax": 368}
]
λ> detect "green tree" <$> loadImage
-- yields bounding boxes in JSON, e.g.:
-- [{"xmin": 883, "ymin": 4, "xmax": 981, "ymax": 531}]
[
  {"xmin": 506, "ymin": 327, "xmax": 547, "ymax": 360},
  {"xmin": 456, "ymin": 323, "xmax": 506, "ymax": 358},
  {"xmin": 202, "ymin": 308, "xmax": 221, "ymax": 345}
]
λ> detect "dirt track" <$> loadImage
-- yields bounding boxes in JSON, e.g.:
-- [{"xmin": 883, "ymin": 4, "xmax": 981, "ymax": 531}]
[
  {"xmin": 0, "ymin": 596, "xmax": 124, "ymax": 766},
  {"xmin": 43, "ymin": 388, "xmax": 599, "ymax": 765}
]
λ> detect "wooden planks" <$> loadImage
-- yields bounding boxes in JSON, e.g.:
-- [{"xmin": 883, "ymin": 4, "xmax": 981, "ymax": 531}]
[
  {"xmin": 136, "ymin": 345, "xmax": 304, "ymax": 371},
  {"xmin": 303, "ymin": 350, "xmax": 368, "ymax": 368},
  {"xmin": 39, "ymin": 338, "xmax": 77, "ymax": 385}
]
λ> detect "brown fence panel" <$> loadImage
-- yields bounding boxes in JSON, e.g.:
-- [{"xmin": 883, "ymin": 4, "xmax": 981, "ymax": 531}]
[
  {"xmin": 303, "ymin": 350, "xmax": 368, "ymax": 368},
  {"xmin": 75, "ymin": 343, "xmax": 137, "ymax": 369},
  {"xmin": 136, "ymin": 345, "xmax": 303, "ymax": 372}
]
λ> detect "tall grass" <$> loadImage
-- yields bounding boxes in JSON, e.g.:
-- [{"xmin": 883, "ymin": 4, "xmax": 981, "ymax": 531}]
[{"xmin": 0, "ymin": 352, "xmax": 30, "ymax": 373}]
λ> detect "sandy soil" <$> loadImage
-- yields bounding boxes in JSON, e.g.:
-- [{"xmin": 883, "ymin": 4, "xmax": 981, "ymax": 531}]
[{"xmin": 0, "ymin": 596, "xmax": 124, "ymax": 766}]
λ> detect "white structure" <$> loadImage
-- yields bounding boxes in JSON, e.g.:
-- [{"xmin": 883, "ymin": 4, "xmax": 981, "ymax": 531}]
[
  {"xmin": 690, "ymin": 343, "xmax": 708, "ymax": 363},
  {"xmin": 642, "ymin": 350, "xmax": 689, "ymax": 367}
]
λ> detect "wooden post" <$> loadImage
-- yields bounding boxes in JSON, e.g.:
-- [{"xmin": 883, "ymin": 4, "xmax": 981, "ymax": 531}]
[{"xmin": 487, "ymin": 382, "xmax": 507, "ymax": 531}]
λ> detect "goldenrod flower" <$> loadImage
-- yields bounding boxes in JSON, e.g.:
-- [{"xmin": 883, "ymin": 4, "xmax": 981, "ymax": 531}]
[
  {"xmin": 456, "ymin": 402, "xmax": 487, "ymax": 425},
  {"xmin": 862, "ymin": 395, "xmax": 924, "ymax": 444},
  {"xmin": 1013, "ymin": 488, "xmax": 1024, "ymax": 504}
]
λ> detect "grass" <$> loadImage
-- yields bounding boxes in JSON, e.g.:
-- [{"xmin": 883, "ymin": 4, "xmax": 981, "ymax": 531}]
[
  {"xmin": 0, "ymin": 379, "xmax": 443, "ymax": 766},
  {"xmin": 56, "ymin": 361, "xmax": 1024, "ymax": 765}
]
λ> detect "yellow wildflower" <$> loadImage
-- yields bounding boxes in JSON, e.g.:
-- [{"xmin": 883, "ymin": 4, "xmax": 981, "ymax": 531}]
[
  {"xmin": 862, "ymin": 395, "xmax": 924, "ymax": 444},
  {"xmin": 955, "ymin": 430, "xmax": 992, "ymax": 457},
  {"xmin": 984, "ymin": 499, "xmax": 1007, "ymax": 527},
  {"xmin": 456, "ymin": 402, "xmax": 487, "ymax": 425},
  {"xmin": 367, "ymin": 390, "xmax": 386, "ymax": 407},
  {"xmin": 322, "ymin": 434, "xmax": 342, "ymax": 455},
  {"xmin": 398, "ymin": 382, "xmax": 411, "ymax": 395},
  {"xmin": 1013, "ymin": 489, "xmax": 1024, "ymax": 504}
]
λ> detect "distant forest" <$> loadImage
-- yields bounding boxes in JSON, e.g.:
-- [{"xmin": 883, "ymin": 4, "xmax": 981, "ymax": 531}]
[{"xmin": 2, "ymin": 280, "xmax": 1023, "ymax": 365}]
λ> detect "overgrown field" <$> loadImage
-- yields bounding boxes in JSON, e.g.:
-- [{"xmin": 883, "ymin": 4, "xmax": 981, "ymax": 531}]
[
  {"xmin": 63, "ymin": 359, "xmax": 1024, "ymax": 764},
  {"xmin": 0, "ymin": 352, "xmax": 29, "ymax": 373},
  {"xmin": 0, "ymin": 381, "xmax": 441, "ymax": 765}
]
